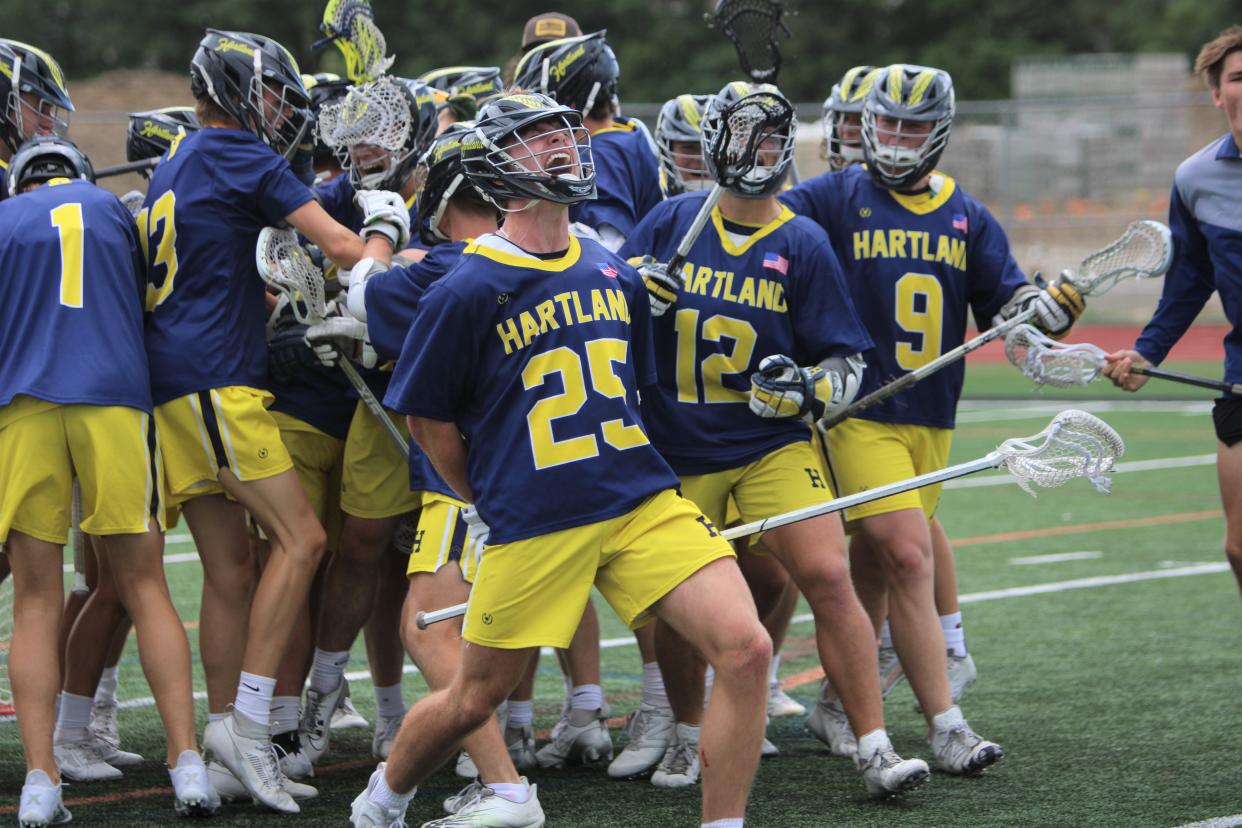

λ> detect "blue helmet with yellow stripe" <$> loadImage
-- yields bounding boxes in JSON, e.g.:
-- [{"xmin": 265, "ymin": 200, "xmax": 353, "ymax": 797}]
[
  {"xmin": 655, "ymin": 94, "xmax": 713, "ymax": 196},
  {"xmin": 860, "ymin": 64, "xmax": 954, "ymax": 191},
  {"xmin": 821, "ymin": 65, "xmax": 879, "ymax": 170},
  {"xmin": 0, "ymin": 39, "xmax": 73, "ymax": 156}
]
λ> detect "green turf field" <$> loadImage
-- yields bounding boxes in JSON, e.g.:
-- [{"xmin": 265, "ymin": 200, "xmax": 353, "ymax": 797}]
[{"xmin": 3, "ymin": 364, "xmax": 1238, "ymax": 827}]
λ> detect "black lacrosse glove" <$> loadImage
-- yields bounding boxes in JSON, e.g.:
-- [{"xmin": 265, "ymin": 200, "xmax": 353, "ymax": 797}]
[
  {"xmin": 268, "ymin": 307, "xmax": 317, "ymax": 383},
  {"xmin": 290, "ymin": 138, "xmax": 316, "ymax": 187}
]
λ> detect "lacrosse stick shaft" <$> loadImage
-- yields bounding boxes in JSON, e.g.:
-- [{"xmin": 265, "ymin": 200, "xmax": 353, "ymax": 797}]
[
  {"xmin": 1132, "ymin": 365, "xmax": 1242, "ymax": 395},
  {"xmin": 337, "ymin": 358, "xmax": 410, "ymax": 458},
  {"xmin": 415, "ymin": 452, "xmax": 1003, "ymax": 629},
  {"xmin": 95, "ymin": 158, "xmax": 159, "ymax": 179},
  {"xmin": 71, "ymin": 481, "xmax": 88, "ymax": 595},
  {"xmin": 667, "ymin": 185, "xmax": 723, "ymax": 276},
  {"xmin": 821, "ymin": 307, "xmax": 1038, "ymax": 429}
]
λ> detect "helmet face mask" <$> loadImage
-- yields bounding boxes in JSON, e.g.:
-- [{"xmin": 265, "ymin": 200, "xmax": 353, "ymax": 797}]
[
  {"xmin": 0, "ymin": 39, "xmax": 74, "ymax": 156},
  {"xmin": 463, "ymin": 94, "xmax": 596, "ymax": 210},
  {"xmin": 318, "ymin": 76, "xmax": 437, "ymax": 192},
  {"xmin": 701, "ymin": 82, "xmax": 796, "ymax": 199},
  {"xmin": 860, "ymin": 64, "xmax": 954, "ymax": 191},
  {"xmin": 655, "ymin": 94, "xmax": 712, "ymax": 195},
  {"xmin": 820, "ymin": 66, "xmax": 878, "ymax": 171}
]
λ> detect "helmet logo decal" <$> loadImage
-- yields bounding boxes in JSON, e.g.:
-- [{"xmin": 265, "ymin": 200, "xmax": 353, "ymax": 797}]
[
  {"xmin": 215, "ymin": 37, "xmax": 256, "ymax": 57},
  {"xmin": 139, "ymin": 120, "xmax": 180, "ymax": 142},
  {"xmin": 550, "ymin": 44, "xmax": 586, "ymax": 82}
]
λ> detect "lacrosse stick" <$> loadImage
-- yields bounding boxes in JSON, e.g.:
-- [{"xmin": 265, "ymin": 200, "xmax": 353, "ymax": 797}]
[
  {"xmin": 315, "ymin": 0, "xmax": 393, "ymax": 84},
  {"xmin": 821, "ymin": 219, "xmax": 1174, "ymax": 429},
  {"xmin": 1004, "ymin": 324, "xmax": 1242, "ymax": 395},
  {"xmin": 70, "ymin": 480, "xmax": 88, "ymax": 595},
  {"xmin": 256, "ymin": 227, "xmax": 409, "ymax": 458},
  {"xmin": 666, "ymin": 90, "xmax": 797, "ymax": 276},
  {"xmin": 417, "ymin": 409, "xmax": 1125, "ymax": 628},
  {"xmin": 95, "ymin": 158, "xmax": 159, "ymax": 179},
  {"xmin": 0, "ymin": 574, "xmax": 12, "ymax": 716},
  {"xmin": 707, "ymin": 0, "xmax": 791, "ymax": 84}
]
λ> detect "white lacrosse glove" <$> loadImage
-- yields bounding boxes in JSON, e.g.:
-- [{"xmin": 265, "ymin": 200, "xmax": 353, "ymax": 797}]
[
  {"xmin": 749, "ymin": 354, "xmax": 864, "ymax": 422},
  {"xmin": 354, "ymin": 189, "xmax": 410, "ymax": 250},
  {"xmin": 343, "ymin": 256, "xmax": 389, "ymax": 322},
  {"xmin": 305, "ymin": 316, "xmax": 368, "ymax": 367},
  {"xmin": 461, "ymin": 504, "xmax": 491, "ymax": 547},
  {"xmin": 634, "ymin": 255, "xmax": 680, "ymax": 317},
  {"xmin": 120, "ymin": 190, "xmax": 146, "ymax": 218}
]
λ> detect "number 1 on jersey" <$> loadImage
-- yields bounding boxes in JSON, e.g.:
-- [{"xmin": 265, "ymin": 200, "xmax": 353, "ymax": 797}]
[{"xmin": 50, "ymin": 203, "xmax": 84, "ymax": 308}]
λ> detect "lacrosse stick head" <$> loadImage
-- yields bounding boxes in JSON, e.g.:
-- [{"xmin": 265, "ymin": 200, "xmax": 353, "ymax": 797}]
[
  {"xmin": 318, "ymin": 76, "xmax": 437, "ymax": 192},
  {"xmin": 993, "ymin": 409, "xmax": 1124, "ymax": 496},
  {"xmin": 702, "ymin": 81, "xmax": 796, "ymax": 198},
  {"xmin": 707, "ymin": 0, "xmax": 790, "ymax": 83},
  {"xmin": 255, "ymin": 227, "xmax": 326, "ymax": 324},
  {"xmin": 316, "ymin": 0, "xmax": 393, "ymax": 83},
  {"xmin": 1063, "ymin": 220, "xmax": 1172, "ymax": 296},
  {"xmin": 1003, "ymin": 324, "xmax": 1109, "ymax": 389}
]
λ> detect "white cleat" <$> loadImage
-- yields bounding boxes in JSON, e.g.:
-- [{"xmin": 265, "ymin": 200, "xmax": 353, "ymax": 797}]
[
  {"xmin": 207, "ymin": 758, "xmax": 317, "ymax": 803},
  {"xmin": 535, "ymin": 708, "xmax": 613, "ymax": 769},
  {"xmin": 18, "ymin": 769, "xmax": 72, "ymax": 827},
  {"xmin": 424, "ymin": 779, "xmax": 544, "ymax": 827},
  {"xmin": 97, "ymin": 740, "xmax": 144, "ymax": 768},
  {"xmin": 761, "ymin": 736, "xmax": 779, "ymax": 757},
  {"xmin": 456, "ymin": 751, "xmax": 479, "ymax": 779},
  {"xmin": 930, "ymin": 709, "xmax": 1004, "ymax": 775},
  {"xmin": 857, "ymin": 746, "xmax": 930, "ymax": 798},
  {"xmin": 202, "ymin": 713, "xmax": 299, "ymax": 814},
  {"xmin": 273, "ymin": 730, "xmax": 314, "ymax": 780},
  {"xmin": 333, "ymin": 688, "xmax": 371, "ymax": 731},
  {"xmin": 806, "ymin": 690, "xmax": 857, "ymax": 759},
  {"xmin": 608, "ymin": 704, "xmax": 673, "ymax": 779},
  {"xmin": 878, "ymin": 646, "xmax": 907, "ymax": 699},
  {"xmin": 299, "ymin": 679, "xmax": 348, "ymax": 765},
  {"xmin": 372, "ymin": 713, "xmax": 404, "ymax": 761},
  {"xmin": 947, "ymin": 652, "xmax": 978, "ymax": 702},
  {"xmin": 170, "ymin": 750, "xmax": 222, "ymax": 817},
  {"xmin": 54, "ymin": 730, "xmax": 123, "ymax": 782},
  {"xmin": 351, "ymin": 762, "xmax": 410, "ymax": 828},
  {"xmin": 505, "ymin": 724, "xmax": 537, "ymax": 771},
  {"xmin": 767, "ymin": 685, "xmax": 806, "ymax": 719},
  {"xmin": 650, "ymin": 724, "xmax": 700, "ymax": 788},
  {"xmin": 89, "ymin": 698, "xmax": 120, "ymax": 746}
]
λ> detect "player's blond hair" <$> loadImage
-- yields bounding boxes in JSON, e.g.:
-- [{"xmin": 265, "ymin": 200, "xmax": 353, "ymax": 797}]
[{"xmin": 1194, "ymin": 25, "xmax": 1242, "ymax": 90}]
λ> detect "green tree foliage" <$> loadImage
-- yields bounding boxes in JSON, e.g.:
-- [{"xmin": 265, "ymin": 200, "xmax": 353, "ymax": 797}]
[{"xmin": 5, "ymin": 0, "xmax": 1235, "ymax": 99}]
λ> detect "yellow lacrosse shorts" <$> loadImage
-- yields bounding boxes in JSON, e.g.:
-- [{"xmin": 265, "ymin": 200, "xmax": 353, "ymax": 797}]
[
  {"xmin": 462, "ymin": 488, "xmax": 735, "ymax": 650},
  {"xmin": 680, "ymin": 438, "xmax": 835, "ymax": 550},
  {"xmin": 270, "ymin": 411, "xmax": 345, "ymax": 550},
  {"xmin": 156, "ymin": 386, "xmax": 293, "ymax": 507},
  {"xmin": 406, "ymin": 492, "xmax": 480, "ymax": 584},
  {"xmin": 340, "ymin": 401, "xmax": 420, "ymax": 519},
  {"xmin": 824, "ymin": 417, "xmax": 953, "ymax": 524},
  {"xmin": 0, "ymin": 396, "xmax": 165, "ymax": 544}
]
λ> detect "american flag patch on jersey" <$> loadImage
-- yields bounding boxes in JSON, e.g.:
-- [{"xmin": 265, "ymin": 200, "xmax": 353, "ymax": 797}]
[
  {"xmin": 762, "ymin": 252, "xmax": 789, "ymax": 274},
  {"xmin": 952, "ymin": 214, "xmax": 969, "ymax": 233},
  {"xmin": 596, "ymin": 262, "xmax": 619, "ymax": 278}
]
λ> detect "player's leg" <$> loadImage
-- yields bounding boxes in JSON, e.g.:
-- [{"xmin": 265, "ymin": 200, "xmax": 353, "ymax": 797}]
[
  {"xmin": 930, "ymin": 517, "xmax": 976, "ymax": 703},
  {"xmin": 738, "ymin": 543, "xmax": 804, "ymax": 720},
  {"xmin": 536, "ymin": 597, "xmax": 613, "ymax": 769},
  {"xmin": 91, "ymin": 611, "xmax": 134, "ymax": 748},
  {"xmin": 364, "ymin": 549, "xmax": 409, "ymax": 759},
  {"xmin": 847, "ymin": 533, "xmax": 905, "ymax": 696},
  {"xmin": 1214, "ymin": 411, "xmax": 1242, "ymax": 594},
  {"xmin": 56, "ymin": 531, "xmax": 96, "ymax": 678},
  {"xmin": 609, "ymin": 617, "xmax": 676, "ymax": 780}
]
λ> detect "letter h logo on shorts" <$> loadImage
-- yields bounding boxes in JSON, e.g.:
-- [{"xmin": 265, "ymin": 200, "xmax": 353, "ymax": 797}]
[{"xmin": 804, "ymin": 468, "xmax": 827, "ymax": 489}]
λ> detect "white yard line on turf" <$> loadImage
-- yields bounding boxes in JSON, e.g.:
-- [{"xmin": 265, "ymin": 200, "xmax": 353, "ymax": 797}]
[
  {"xmin": 16, "ymin": 559, "xmax": 1229, "ymax": 723},
  {"xmin": 1172, "ymin": 816, "xmax": 1242, "ymax": 828},
  {"xmin": 1010, "ymin": 551, "xmax": 1103, "ymax": 565}
]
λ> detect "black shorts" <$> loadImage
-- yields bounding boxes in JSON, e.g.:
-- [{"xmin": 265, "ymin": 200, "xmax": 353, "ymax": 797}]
[{"xmin": 1213, "ymin": 397, "xmax": 1242, "ymax": 446}]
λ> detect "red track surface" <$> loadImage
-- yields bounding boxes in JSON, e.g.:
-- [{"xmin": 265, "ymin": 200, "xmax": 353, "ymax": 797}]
[{"xmin": 968, "ymin": 323, "xmax": 1228, "ymax": 363}]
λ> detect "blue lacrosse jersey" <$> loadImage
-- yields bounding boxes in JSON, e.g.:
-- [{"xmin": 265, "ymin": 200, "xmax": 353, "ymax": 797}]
[
  {"xmin": 570, "ymin": 118, "xmax": 662, "ymax": 240},
  {"xmin": 0, "ymin": 158, "xmax": 8, "ymax": 202},
  {"xmin": 142, "ymin": 128, "xmax": 314, "ymax": 405},
  {"xmin": 621, "ymin": 192, "xmax": 873, "ymax": 474},
  {"xmin": 781, "ymin": 165, "xmax": 1028, "ymax": 429},
  {"xmin": 386, "ymin": 233, "xmax": 679, "ymax": 543},
  {"xmin": 1136, "ymin": 134, "xmax": 1242, "ymax": 392},
  {"xmin": 0, "ymin": 178, "xmax": 151, "ymax": 412},
  {"xmin": 267, "ymin": 356, "xmax": 355, "ymax": 440}
]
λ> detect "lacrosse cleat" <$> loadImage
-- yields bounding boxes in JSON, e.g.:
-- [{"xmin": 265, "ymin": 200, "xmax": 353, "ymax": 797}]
[
  {"xmin": 767, "ymin": 685, "xmax": 806, "ymax": 718},
  {"xmin": 428, "ymin": 779, "xmax": 544, "ymax": 827},
  {"xmin": 54, "ymin": 730, "xmax": 123, "ymax": 782},
  {"xmin": 535, "ymin": 707, "xmax": 613, "ymax": 769},
  {"xmin": 170, "ymin": 750, "xmax": 222, "ymax": 817},
  {"xmin": 856, "ymin": 738, "xmax": 930, "ymax": 798},
  {"xmin": 806, "ymin": 686, "xmax": 857, "ymax": 758},
  {"xmin": 18, "ymin": 769, "xmax": 71, "ymax": 828},
  {"xmin": 930, "ymin": 707, "xmax": 1004, "ymax": 775},
  {"xmin": 203, "ymin": 713, "xmax": 299, "ymax": 813},
  {"xmin": 608, "ymin": 703, "xmax": 674, "ymax": 779},
  {"xmin": 650, "ymin": 723, "xmax": 700, "ymax": 788}
]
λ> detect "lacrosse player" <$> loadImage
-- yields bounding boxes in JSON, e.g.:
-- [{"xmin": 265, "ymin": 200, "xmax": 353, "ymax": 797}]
[
  {"xmin": 1104, "ymin": 27, "xmax": 1242, "ymax": 592},
  {"xmin": 819, "ymin": 65, "xmax": 879, "ymax": 171},
  {"xmin": 141, "ymin": 29, "xmax": 396, "ymax": 813},
  {"xmin": 349, "ymin": 92, "xmax": 771, "ymax": 828},
  {"xmin": 0, "ymin": 39, "xmax": 72, "ymax": 202},
  {"xmin": 780, "ymin": 64, "xmax": 1084, "ymax": 773},
  {"xmin": 293, "ymin": 75, "xmax": 438, "ymax": 771},
  {"xmin": 654, "ymin": 94, "xmax": 714, "ymax": 198},
  {"xmin": 514, "ymin": 31, "xmax": 662, "ymax": 250},
  {"xmin": 1, "ymin": 136, "xmax": 217, "ymax": 825},
  {"xmin": 619, "ymin": 81, "xmax": 929, "ymax": 797}
]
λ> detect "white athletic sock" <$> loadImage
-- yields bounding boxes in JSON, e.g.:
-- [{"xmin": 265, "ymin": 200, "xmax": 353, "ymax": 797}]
[
  {"xmin": 208, "ymin": 712, "xmax": 227, "ymax": 724},
  {"xmin": 506, "ymin": 700, "xmax": 533, "ymax": 728},
  {"xmin": 95, "ymin": 667, "xmax": 119, "ymax": 705},
  {"xmin": 54, "ymin": 693, "xmax": 62, "ymax": 720},
  {"xmin": 856, "ymin": 728, "xmax": 891, "ymax": 761},
  {"xmin": 702, "ymin": 818, "xmax": 743, "ymax": 827},
  {"xmin": 369, "ymin": 769, "xmax": 415, "ymax": 810},
  {"xmin": 941, "ymin": 612, "xmax": 967, "ymax": 657},
  {"xmin": 309, "ymin": 648, "xmax": 349, "ymax": 694},
  {"xmin": 269, "ymin": 696, "xmax": 300, "ymax": 736},
  {"xmin": 374, "ymin": 684, "xmax": 405, "ymax": 719},
  {"xmin": 931, "ymin": 705, "xmax": 965, "ymax": 733},
  {"xmin": 879, "ymin": 621, "xmax": 894, "ymax": 649},
  {"xmin": 233, "ymin": 672, "xmax": 276, "ymax": 727},
  {"xmin": 56, "ymin": 692, "xmax": 94, "ymax": 733},
  {"xmin": 768, "ymin": 653, "xmax": 781, "ymax": 688},
  {"xmin": 570, "ymin": 684, "xmax": 603, "ymax": 712},
  {"xmin": 704, "ymin": 666, "xmax": 715, "ymax": 705},
  {"xmin": 641, "ymin": 662, "xmax": 669, "ymax": 709},
  {"xmin": 489, "ymin": 780, "xmax": 531, "ymax": 804}
]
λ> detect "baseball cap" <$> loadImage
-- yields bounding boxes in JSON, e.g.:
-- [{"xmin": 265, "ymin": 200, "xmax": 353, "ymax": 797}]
[{"xmin": 521, "ymin": 12, "xmax": 583, "ymax": 50}]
